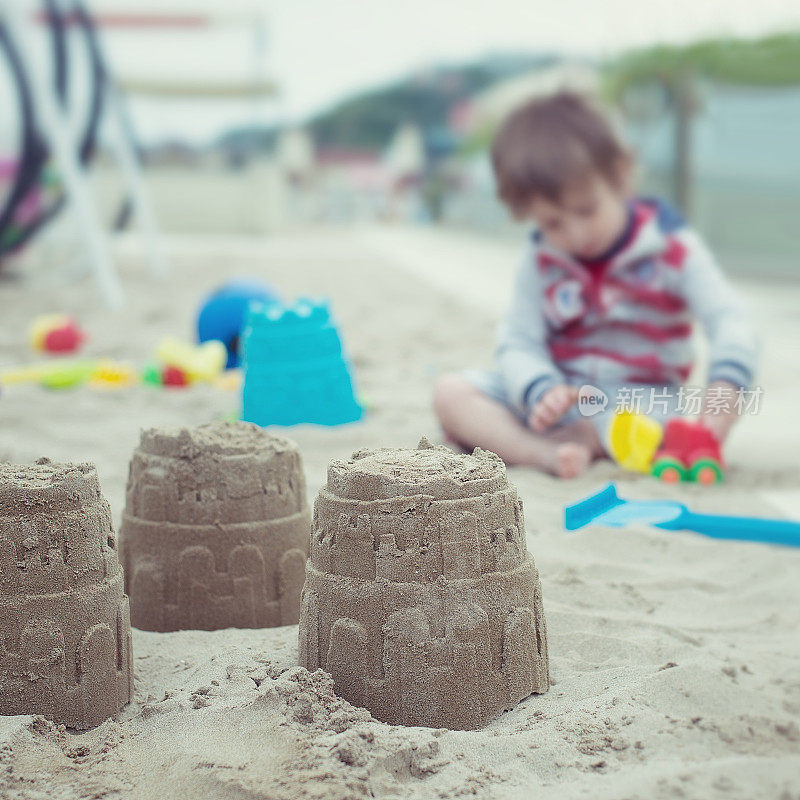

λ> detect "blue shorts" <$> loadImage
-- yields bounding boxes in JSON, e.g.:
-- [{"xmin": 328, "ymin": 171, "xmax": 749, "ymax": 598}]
[{"xmin": 460, "ymin": 368, "xmax": 683, "ymax": 456}]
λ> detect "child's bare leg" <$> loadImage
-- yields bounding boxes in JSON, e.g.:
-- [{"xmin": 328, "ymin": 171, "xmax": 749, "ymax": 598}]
[
  {"xmin": 545, "ymin": 417, "xmax": 606, "ymax": 477},
  {"xmin": 433, "ymin": 374, "xmax": 604, "ymax": 478}
]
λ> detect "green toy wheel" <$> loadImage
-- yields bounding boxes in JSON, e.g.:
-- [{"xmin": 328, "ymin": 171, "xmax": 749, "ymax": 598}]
[
  {"xmin": 690, "ymin": 458, "xmax": 724, "ymax": 485},
  {"xmin": 652, "ymin": 456, "xmax": 687, "ymax": 483}
]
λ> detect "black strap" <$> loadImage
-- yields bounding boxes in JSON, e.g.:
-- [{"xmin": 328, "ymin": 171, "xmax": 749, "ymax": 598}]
[{"xmin": 0, "ymin": 0, "xmax": 110, "ymax": 257}]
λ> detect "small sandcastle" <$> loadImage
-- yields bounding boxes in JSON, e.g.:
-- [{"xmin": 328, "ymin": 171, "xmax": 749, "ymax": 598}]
[
  {"xmin": 120, "ymin": 421, "xmax": 310, "ymax": 632},
  {"xmin": 298, "ymin": 438, "xmax": 549, "ymax": 730},
  {"xmin": 0, "ymin": 460, "xmax": 133, "ymax": 729}
]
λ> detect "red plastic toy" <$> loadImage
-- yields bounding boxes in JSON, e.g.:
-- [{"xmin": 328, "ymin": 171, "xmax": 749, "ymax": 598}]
[
  {"xmin": 29, "ymin": 314, "xmax": 86, "ymax": 354},
  {"xmin": 651, "ymin": 418, "xmax": 725, "ymax": 484},
  {"xmin": 42, "ymin": 322, "xmax": 84, "ymax": 353},
  {"xmin": 161, "ymin": 365, "xmax": 189, "ymax": 388}
]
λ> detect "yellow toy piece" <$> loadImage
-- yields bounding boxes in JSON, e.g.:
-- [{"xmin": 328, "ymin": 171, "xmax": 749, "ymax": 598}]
[
  {"xmin": 28, "ymin": 313, "xmax": 69, "ymax": 351},
  {"xmin": 0, "ymin": 365, "xmax": 45, "ymax": 385},
  {"xmin": 608, "ymin": 411, "xmax": 663, "ymax": 473},
  {"xmin": 1, "ymin": 360, "xmax": 135, "ymax": 390},
  {"xmin": 89, "ymin": 361, "xmax": 138, "ymax": 389},
  {"xmin": 212, "ymin": 368, "xmax": 243, "ymax": 392},
  {"xmin": 155, "ymin": 337, "xmax": 227, "ymax": 383},
  {"xmin": 1, "ymin": 361, "xmax": 95, "ymax": 389}
]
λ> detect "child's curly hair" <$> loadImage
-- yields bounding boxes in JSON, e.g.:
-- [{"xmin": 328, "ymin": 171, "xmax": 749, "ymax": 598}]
[{"xmin": 492, "ymin": 91, "xmax": 630, "ymax": 217}]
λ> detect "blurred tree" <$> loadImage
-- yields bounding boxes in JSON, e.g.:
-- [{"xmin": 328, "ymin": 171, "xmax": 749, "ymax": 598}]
[
  {"xmin": 308, "ymin": 56, "xmax": 557, "ymax": 151},
  {"xmin": 215, "ymin": 55, "xmax": 557, "ymax": 163},
  {"xmin": 604, "ymin": 34, "xmax": 800, "ymax": 214}
]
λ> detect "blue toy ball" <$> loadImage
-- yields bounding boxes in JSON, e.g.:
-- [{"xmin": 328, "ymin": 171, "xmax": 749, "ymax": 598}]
[{"xmin": 197, "ymin": 279, "xmax": 280, "ymax": 368}]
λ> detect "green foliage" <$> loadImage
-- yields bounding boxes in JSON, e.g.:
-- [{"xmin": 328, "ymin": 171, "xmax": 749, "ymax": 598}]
[
  {"xmin": 604, "ymin": 33, "xmax": 800, "ymax": 100},
  {"xmin": 458, "ymin": 123, "xmax": 496, "ymax": 158}
]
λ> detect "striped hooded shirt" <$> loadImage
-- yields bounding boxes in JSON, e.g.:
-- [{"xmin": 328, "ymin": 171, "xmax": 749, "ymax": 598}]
[{"xmin": 495, "ymin": 196, "xmax": 759, "ymax": 414}]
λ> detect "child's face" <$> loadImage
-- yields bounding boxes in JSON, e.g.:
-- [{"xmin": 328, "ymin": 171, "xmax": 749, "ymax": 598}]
[{"xmin": 526, "ymin": 173, "xmax": 630, "ymax": 261}]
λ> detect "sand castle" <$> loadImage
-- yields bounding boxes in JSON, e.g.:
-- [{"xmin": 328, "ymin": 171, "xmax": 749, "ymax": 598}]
[
  {"xmin": 0, "ymin": 460, "xmax": 133, "ymax": 729},
  {"xmin": 298, "ymin": 438, "xmax": 549, "ymax": 730},
  {"xmin": 120, "ymin": 421, "xmax": 310, "ymax": 631}
]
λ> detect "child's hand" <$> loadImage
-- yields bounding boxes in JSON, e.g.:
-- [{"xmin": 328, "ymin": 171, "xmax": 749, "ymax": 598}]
[
  {"xmin": 700, "ymin": 380, "xmax": 740, "ymax": 443},
  {"xmin": 528, "ymin": 384, "xmax": 579, "ymax": 432}
]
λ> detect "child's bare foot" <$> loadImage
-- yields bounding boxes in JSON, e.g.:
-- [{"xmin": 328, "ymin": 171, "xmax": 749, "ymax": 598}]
[
  {"xmin": 433, "ymin": 373, "xmax": 601, "ymax": 477},
  {"xmin": 553, "ymin": 442, "xmax": 592, "ymax": 479}
]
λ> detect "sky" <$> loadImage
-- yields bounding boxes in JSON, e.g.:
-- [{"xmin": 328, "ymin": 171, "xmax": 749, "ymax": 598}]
[
  {"xmin": 254, "ymin": 0, "xmax": 800, "ymax": 117},
  {"xmin": 6, "ymin": 0, "xmax": 800, "ymax": 146}
]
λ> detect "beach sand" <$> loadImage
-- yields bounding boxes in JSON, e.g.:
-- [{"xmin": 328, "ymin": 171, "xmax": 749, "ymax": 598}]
[{"xmin": 0, "ymin": 227, "xmax": 798, "ymax": 799}]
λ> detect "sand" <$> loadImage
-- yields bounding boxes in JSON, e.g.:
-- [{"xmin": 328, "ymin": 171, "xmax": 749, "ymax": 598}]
[{"xmin": 0, "ymin": 226, "xmax": 799, "ymax": 798}]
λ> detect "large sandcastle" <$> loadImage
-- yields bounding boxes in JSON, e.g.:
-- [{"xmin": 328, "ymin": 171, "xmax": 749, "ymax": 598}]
[
  {"xmin": 298, "ymin": 439, "xmax": 550, "ymax": 730},
  {"xmin": 120, "ymin": 421, "xmax": 310, "ymax": 631},
  {"xmin": 0, "ymin": 460, "xmax": 133, "ymax": 729}
]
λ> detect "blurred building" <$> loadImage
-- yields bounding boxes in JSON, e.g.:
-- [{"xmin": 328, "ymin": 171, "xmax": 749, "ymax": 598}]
[{"xmin": 315, "ymin": 147, "xmax": 392, "ymax": 223}]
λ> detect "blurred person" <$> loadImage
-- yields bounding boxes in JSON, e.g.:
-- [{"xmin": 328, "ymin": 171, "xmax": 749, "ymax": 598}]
[{"xmin": 433, "ymin": 92, "xmax": 758, "ymax": 478}]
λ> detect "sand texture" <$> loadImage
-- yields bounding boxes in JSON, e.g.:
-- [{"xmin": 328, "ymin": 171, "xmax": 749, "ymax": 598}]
[
  {"xmin": 120, "ymin": 421, "xmax": 309, "ymax": 631},
  {"xmin": 0, "ymin": 460, "xmax": 133, "ymax": 730},
  {"xmin": 0, "ymin": 229, "xmax": 798, "ymax": 798},
  {"xmin": 299, "ymin": 438, "xmax": 549, "ymax": 729}
]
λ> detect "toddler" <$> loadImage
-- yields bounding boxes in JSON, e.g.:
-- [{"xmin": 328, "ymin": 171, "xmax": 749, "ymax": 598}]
[{"xmin": 434, "ymin": 92, "xmax": 758, "ymax": 478}]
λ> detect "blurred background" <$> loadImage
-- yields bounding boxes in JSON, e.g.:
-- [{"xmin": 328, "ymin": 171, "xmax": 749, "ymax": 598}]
[
  {"xmin": 1, "ymin": 0, "xmax": 798, "ymax": 285},
  {"xmin": 1, "ymin": 0, "xmax": 800, "ymax": 512}
]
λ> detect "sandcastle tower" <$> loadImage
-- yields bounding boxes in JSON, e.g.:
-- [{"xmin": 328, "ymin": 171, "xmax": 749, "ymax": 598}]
[
  {"xmin": 0, "ymin": 460, "xmax": 133, "ymax": 729},
  {"xmin": 241, "ymin": 297, "xmax": 363, "ymax": 427},
  {"xmin": 120, "ymin": 421, "xmax": 310, "ymax": 632},
  {"xmin": 298, "ymin": 439, "xmax": 549, "ymax": 730}
]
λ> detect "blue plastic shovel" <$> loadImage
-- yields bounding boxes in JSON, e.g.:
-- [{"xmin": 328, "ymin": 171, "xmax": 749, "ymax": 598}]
[{"xmin": 565, "ymin": 483, "xmax": 800, "ymax": 548}]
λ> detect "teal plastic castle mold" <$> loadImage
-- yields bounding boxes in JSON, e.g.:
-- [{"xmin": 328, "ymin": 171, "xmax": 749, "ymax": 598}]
[{"xmin": 241, "ymin": 297, "xmax": 363, "ymax": 427}]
